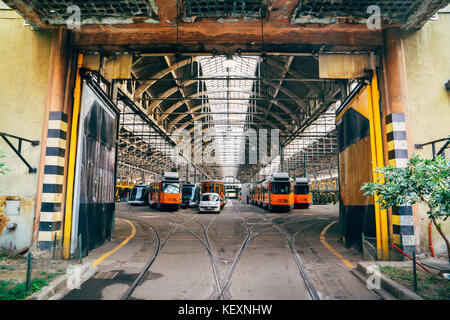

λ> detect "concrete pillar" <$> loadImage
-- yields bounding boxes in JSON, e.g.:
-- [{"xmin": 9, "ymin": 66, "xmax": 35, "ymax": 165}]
[
  {"xmin": 279, "ymin": 144, "xmax": 284, "ymax": 172},
  {"xmin": 33, "ymin": 28, "xmax": 72, "ymax": 251},
  {"xmin": 381, "ymin": 27, "xmax": 416, "ymax": 255}
]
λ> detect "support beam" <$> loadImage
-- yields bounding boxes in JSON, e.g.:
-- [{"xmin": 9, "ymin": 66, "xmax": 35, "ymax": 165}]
[
  {"xmin": 34, "ymin": 28, "xmax": 71, "ymax": 251},
  {"xmin": 135, "ymin": 58, "xmax": 197, "ymax": 97},
  {"xmin": 72, "ymin": 22, "xmax": 383, "ymax": 51},
  {"xmin": 381, "ymin": 27, "xmax": 417, "ymax": 255},
  {"xmin": 264, "ymin": 56, "xmax": 294, "ymax": 120}
]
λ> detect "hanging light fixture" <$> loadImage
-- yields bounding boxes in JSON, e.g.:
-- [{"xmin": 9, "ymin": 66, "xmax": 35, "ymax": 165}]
[{"xmin": 224, "ymin": 55, "xmax": 236, "ymax": 69}]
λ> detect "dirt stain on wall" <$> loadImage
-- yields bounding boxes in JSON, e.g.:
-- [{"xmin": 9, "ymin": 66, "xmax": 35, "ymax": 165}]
[{"xmin": 0, "ymin": 198, "xmax": 10, "ymax": 234}]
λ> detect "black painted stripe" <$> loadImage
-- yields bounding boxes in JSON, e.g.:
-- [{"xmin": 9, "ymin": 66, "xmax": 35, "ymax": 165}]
[
  {"xmin": 49, "ymin": 112, "xmax": 68, "ymax": 123},
  {"xmin": 387, "ymin": 131, "xmax": 407, "ymax": 142},
  {"xmin": 337, "ymin": 108, "xmax": 370, "ymax": 153},
  {"xmin": 41, "ymin": 202, "xmax": 62, "ymax": 213},
  {"xmin": 47, "ymin": 129, "xmax": 67, "ymax": 140},
  {"xmin": 388, "ymin": 149, "xmax": 409, "ymax": 160},
  {"xmin": 43, "ymin": 184, "xmax": 63, "ymax": 194},
  {"xmin": 44, "ymin": 165, "xmax": 64, "ymax": 175},
  {"xmin": 39, "ymin": 221, "xmax": 62, "ymax": 232},
  {"xmin": 393, "ymin": 225, "xmax": 415, "ymax": 235},
  {"xmin": 392, "ymin": 206, "xmax": 413, "ymax": 216},
  {"xmin": 386, "ymin": 113, "xmax": 405, "ymax": 124},
  {"xmin": 46, "ymin": 147, "xmax": 65, "ymax": 157},
  {"xmin": 38, "ymin": 241, "xmax": 52, "ymax": 251}
]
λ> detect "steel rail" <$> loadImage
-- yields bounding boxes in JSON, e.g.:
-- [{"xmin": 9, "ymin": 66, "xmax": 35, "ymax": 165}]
[
  {"xmin": 120, "ymin": 219, "xmax": 176, "ymax": 300},
  {"xmin": 160, "ymin": 210, "xmax": 226, "ymax": 300},
  {"xmin": 212, "ymin": 201, "xmax": 254, "ymax": 300},
  {"xmin": 256, "ymin": 212, "xmax": 321, "ymax": 300}
]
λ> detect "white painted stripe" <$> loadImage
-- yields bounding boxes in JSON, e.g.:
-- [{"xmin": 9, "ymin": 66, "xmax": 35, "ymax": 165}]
[
  {"xmin": 47, "ymin": 137, "xmax": 66, "ymax": 149},
  {"xmin": 41, "ymin": 193, "xmax": 63, "ymax": 203},
  {"xmin": 393, "ymin": 140, "xmax": 408, "ymax": 150},
  {"xmin": 38, "ymin": 230, "xmax": 62, "ymax": 242},
  {"xmin": 45, "ymin": 155, "xmax": 65, "ymax": 167},
  {"xmin": 391, "ymin": 122, "xmax": 406, "ymax": 132},
  {"xmin": 43, "ymin": 174, "xmax": 64, "ymax": 185},
  {"xmin": 402, "ymin": 235, "xmax": 416, "ymax": 246},
  {"xmin": 48, "ymin": 120, "xmax": 67, "ymax": 131},
  {"xmin": 40, "ymin": 211, "xmax": 63, "ymax": 222},
  {"xmin": 400, "ymin": 215, "xmax": 414, "ymax": 226}
]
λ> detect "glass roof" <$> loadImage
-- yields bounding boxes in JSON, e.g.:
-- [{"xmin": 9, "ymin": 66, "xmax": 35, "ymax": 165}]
[
  {"xmin": 199, "ymin": 55, "xmax": 259, "ymax": 179},
  {"xmin": 254, "ymin": 102, "xmax": 338, "ymax": 180}
]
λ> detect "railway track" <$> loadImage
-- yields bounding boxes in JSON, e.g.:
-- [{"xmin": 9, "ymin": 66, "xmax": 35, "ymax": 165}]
[
  {"xmin": 241, "ymin": 202, "xmax": 323, "ymax": 300},
  {"xmin": 117, "ymin": 201, "xmax": 323, "ymax": 300},
  {"xmin": 119, "ymin": 217, "xmax": 176, "ymax": 300}
]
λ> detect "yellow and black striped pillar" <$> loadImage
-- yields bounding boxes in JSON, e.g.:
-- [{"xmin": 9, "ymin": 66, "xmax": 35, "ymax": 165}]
[
  {"xmin": 386, "ymin": 113, "xmax": 415, "ymax": 254},
  {"xmin": 37, "ymin": 112, "xmax": 68, "ymax": 250}
]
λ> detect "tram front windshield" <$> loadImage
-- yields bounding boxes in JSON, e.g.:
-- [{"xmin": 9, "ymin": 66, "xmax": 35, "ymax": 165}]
[
  {"xmin": 271, "ymin": 182, "xmax": 290, "ymax": 194},
  {"xmin": 130, "ymin": 187, "xmax": 147, "ymax": 200},
  {"xmin": 182, "ymin": 186, "xmax": 194, "ymax": 199},
  {"xmin": 162, "ymin": 182, "xmax": 180, "ymax": 194},
  {"xmin": 295, "ymin": 185, "xmax": 309, "ymax": 195}
]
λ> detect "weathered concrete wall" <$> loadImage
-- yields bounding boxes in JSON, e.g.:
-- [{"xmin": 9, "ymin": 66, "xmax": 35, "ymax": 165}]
[
  {"xmin": 402, "ymin": 10, "xmax": 450, "ymax": 256},
  {"xmin": 0, "ymin": 6, "xmax": 52, "ymax": 253}
]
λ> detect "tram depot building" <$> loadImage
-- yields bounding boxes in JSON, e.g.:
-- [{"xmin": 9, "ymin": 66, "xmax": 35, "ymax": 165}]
[{"xmin": 0, "ymin": 0, "xmax": 449, "ymax": 302}]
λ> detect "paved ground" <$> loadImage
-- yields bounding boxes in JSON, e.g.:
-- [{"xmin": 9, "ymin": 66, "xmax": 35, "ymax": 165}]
[{"xmin": 62, "ymin": 200, "xmax": 378, "ymax": 300}]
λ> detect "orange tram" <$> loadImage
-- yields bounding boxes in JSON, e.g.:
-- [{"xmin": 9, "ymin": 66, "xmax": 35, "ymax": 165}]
[
  {"xmin": 294, "ymin": 177, "xmax": 313, "ymax": 209},
  {"xmin": 250, "ymin": 173, "xmax": 294, "ymax": 212},
  {"xmin": 148, "ymin": 172, "xmax": 182, "ymax": 210},
  {"xmin": 201, "ymin": 180, "xmax": 225, "ymax": 208}
]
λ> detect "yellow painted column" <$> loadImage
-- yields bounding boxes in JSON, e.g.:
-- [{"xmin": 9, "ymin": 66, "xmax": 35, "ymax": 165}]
[
  {"xmin": 62, "ymin": 53, "xmax": 83, "ymax": 259},
  {"xmin": 368, "ymin": 72, "xmax": 389, "ymax": 260},
  {"xmin": 367, "ymin": 81, "xmax": 383, "ymax": 259}
]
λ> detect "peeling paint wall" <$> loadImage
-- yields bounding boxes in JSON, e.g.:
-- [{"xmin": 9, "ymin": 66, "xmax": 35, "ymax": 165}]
[
  {"xmin": 0, "ymin": 5, "xmax": 52, "ymax": 252},
  {"xmin": 402, "ymin": 10, "xmax": 450, "ymax": 256},
  {"xmin": 0, "ymin": 197, "xmax": 35, "ymax": 253}
]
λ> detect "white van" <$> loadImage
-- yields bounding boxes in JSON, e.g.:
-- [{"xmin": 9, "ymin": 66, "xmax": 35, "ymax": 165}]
[{"xmin": 199, "ymin": 193, "xmax": 221, "ymax": 213}]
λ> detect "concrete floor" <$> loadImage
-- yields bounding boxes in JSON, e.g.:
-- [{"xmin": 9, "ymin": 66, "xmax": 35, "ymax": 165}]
[{"xmin": 62, "ymin": 200, "xmax": 378, "ymax": 300}]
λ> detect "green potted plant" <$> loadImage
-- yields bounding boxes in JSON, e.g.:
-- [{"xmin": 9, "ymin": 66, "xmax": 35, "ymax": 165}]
[{"xmin": 361, "ymin": 155, "xmax": 450, "ymax": 263}]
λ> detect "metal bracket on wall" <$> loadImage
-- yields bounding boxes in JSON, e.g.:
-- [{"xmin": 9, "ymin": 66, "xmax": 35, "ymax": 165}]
[
  {"xmin": 0, "ymin": 132, "xmax": 39, "ymax": 173},
  {"xmin": 414, "ymin": 137, "xmax": 450, "ymax": 159}
]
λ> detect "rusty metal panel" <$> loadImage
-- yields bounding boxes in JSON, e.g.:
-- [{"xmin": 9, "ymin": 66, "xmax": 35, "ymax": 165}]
[
  {"xmin": 0, "ymin": 196, "xmax": 35, "ymax": 254},
  {"xmin": 27, "ymin": 0, "xmax": 159, "ymax": 24},
  {"xmin": 182, "ymin": 0, "xmax": 267, "ymax": 22},
  {"xmin": 104, "ymin": 54, "xmax": 133, "ymax": 81},
  {"xmin": 319, "ymin": 54, "xmax": 371, "ymax": 79},
  {"xmin": 292, "ymin": 0, "xmax": 449, "ymax": 30},
  {"xmin": 82, "ymin": 54, "xmax": 101, "ymax": 71}
]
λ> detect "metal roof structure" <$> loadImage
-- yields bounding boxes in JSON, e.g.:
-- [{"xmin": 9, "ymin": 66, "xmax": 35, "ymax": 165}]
[
  {"xmin": 8, "ymin": 0, "xmax": 447, "ymax": 31},
  {"xmin": 5, "ymin": 1, "xmax": 447, "ymax": 183}
]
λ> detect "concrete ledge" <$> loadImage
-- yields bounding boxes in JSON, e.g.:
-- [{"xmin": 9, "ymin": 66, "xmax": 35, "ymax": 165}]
[
  {"xmin": 350, "ymin": 268, "xmax": 397, "ymax": 300},
  {"xmin": 26, "ymin": 262, "xmax": 98, "ymax": 300},
  {"xmin": 354, "ymin": 261, "xmax": 423, "ymax": 300}
]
